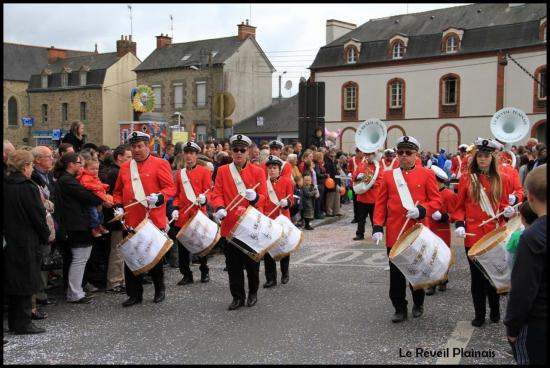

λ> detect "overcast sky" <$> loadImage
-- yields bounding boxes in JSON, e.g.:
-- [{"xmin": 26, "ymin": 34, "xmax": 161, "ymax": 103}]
[{"xmin": 4, "ymin": 3, "xmax": 468, "ymax": 97}]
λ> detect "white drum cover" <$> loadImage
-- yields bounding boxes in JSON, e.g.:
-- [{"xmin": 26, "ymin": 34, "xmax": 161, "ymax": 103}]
[
  {"xmin": 268, "ymin": 215, "xmax": 304, "ymax": 261},
  {"xmin": 177, "ymin": 211, "xmax": 220, "ymax": 256},
  {"xmin": 118, "ymin": 219, "xmax": 173, "ymax": 275},
  {"xmin": 390, "ymin": 224, "xmax": 453, "ymax": 289}
]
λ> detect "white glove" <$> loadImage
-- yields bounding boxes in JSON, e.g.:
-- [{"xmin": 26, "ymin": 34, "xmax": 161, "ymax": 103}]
[
  {"xmin": 279, "ymin": 199, "xmax": 288, "ymax": 208},
  {"xmin": 451, "ymin": 173, "xmax": 457, "ymax": 179},
  {"xmin": 406, "ymin": 207, "xmax": 420, "ymax": 219},
  {"xmin": 503, "ymin": 206, "xmax": 516, "ymax": 218},
  {"xmin": 146, "ymin": 193, "xmax": 159, "ymax": 206},
  {"xmin": 245, "ymin": 189, "xmax": 257, "ymax": 201},
  {"xmin": 508, "ymin": 194, "xmax": 517, "ymax": 206},
  {"xmin": 114, "ymin": 207, "xmax": 124, "ymax": 217},
  {"xmin": 196, "ymin": 193, "xmax": 207, "ymax": 205},
  {"xmin": 347, "ymin": 172, "xmax": 352, "ymax": 177},
  {"xmin": 171, "ymin": 210, "xmax": 179, "ymax": 221},
  {"xmin": 356, "ymin": 173, "xmax": 365, "ymax": 180},
  {"xmin": 215, "ymin": 208, "xmax": 227, "ymax": 220},
  {"xmin": 455, "ymin": 227, "xmax": 466, "ymax": 238},
  {"xmin": 432, "ymin": 210, "xmax": 442, "ymax": 221},
  {"xmin": 372, "ymin": 232, "xmax": 383, "ymax": 244}
]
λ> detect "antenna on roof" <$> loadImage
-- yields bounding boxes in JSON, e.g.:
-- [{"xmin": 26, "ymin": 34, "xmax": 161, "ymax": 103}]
[
  {"xmin": 406, "ymin": 3, "xmax": 409, "ymax": 14},
  {"xmin": 127, "ymin": 5, "xmax": 133, "ymax": 38},
  {"xmin": 170, "ymin": 14, "xmax": 173, "ymax": 39}
]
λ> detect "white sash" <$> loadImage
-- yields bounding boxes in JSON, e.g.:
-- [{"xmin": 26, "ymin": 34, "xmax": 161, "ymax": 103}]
[
  {"xmin": 457, "ymin": 157, "xmax": 463, "ymax": 179},
  {"xmin": 471, "ymin": 174, "xmax": 496, "ymax": 218},
  {"xmin": 229, "ymin": 162, "xmax": 247, "ymax": 197},
  {"xmin": 130, "ymin": 159, "xmax": 148, "ymax": 208},
  {"xmin": 267, "ymin": 178, "xmax": 280, "ymax": 206},
  {"xmin": 392, "ymin": 168, "xmax": 415, "ymax": 211},
  {"xmin": 180, "ymin": 169, "xmax": 197, "ymax": 204},
  {"xmin": 382, "ymin": 158, "xmax": 396, "ymax": 172}
]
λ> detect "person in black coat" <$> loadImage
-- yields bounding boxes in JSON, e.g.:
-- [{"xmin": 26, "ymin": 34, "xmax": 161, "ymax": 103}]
[
  {"xmin": 53, "ymin": 152, "xmax": 103, "ymax": 304},
  {"xmin": 4, "ymin": 150, "xmax": 50, "ymax": 334},
  {"xmin": 61, "ymin": 121, "xmax": 86, "ymax": 152},
  {"xmin": 311, "ymin": 127, "xmax": 325, "ymax": 149}
]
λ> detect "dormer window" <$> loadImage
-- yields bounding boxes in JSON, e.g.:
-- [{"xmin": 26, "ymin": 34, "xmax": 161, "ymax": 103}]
[
  {"xmin": 392, "ymin": 41, "xmax": 405, "ymax": 59},
  {"xmin": 346, "ymin": 47, "xmax": 358, "ymax": 64},
  {"xmin": 41, "ymin": 75, "xmax": 48, "ymax": 89},
  {"xmin": 442, "ymin": 28, "xmax": 463, "ymax": 54},
  {"xmin": 61, "ymin": 72, "xmax": 68, "ymax": 87},
  {"xmin": 445, "ymin": 36, "xmax": 459, "ymax": 53},
  {"xmin": 540, "ymin": 19, "xmax": 547, "ymax": 42},
  {"xmin": 343, "ymin": 39, "xmax": 361, "ymax": 65},
  {"xmin": 388, "ymin": 34, "xmax": 409, "ymax": 60},
  {"xmin": 80, "ymin": 71, "xmax": 87, "ymax": 86}
]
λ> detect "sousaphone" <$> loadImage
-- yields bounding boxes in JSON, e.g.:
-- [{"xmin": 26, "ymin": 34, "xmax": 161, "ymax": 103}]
[
  {"xmin": 353, "ymin": 119, "xmax": 387, "ymax": 194},
  {"xmin": 490, "ymin": 107, "xmax": 530, "ymax": 167}
]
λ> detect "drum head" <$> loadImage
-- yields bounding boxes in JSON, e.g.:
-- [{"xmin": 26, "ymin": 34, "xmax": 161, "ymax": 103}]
[
  {"xmin": 468, "ymin": 226, "xmax": 509, "ymax": 257},
  {"xmin": 505, "ymin": 215, "xmax": 522, "ymax": 234},
  {"xmin": 389, "ymin": 223, "xmax": 423, "ymax": 258}
]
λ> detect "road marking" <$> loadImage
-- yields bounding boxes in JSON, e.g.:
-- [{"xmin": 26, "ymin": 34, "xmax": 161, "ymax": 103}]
[
  {"xmin": 435, "ymin": 320, "xmax": 475, "ymax": 365},
  {"xmin": 294, "ymin": 262, "xmax": 385, "ymax": 268},
  {"xmin": 317, "ymin": 250, "xmax": 364, "ymax": 263}
]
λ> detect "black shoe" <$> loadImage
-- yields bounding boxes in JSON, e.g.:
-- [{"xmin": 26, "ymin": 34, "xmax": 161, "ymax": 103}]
[
  {"xmin": 412, "ymin": 305, "xmax": 424, "ymax": 318},
  {"xmin": 68, "ymin": 296, "xmax": 92, "ymax": 304},
  {"xmin": 304, "ymin": 226, "xmax": 314, "ymax": 230},
  {"xmin": 281, "ymin": 274, "xmax": 289, "ymax": 284},
  {"xmin": 247, "ymin": 293, "xmax": 258, "ymax": 307},
  {"xmin": 177, "ymin": 277, "xmax": 194, "ymax": 286},
  {"xmin": 201, "ymin": 273, "xmax": 210, "ymax": 283},
  {"xmin": 14, "ymin": 323, "xmax": 46, "ymax": 335},
  {"xmin": 153, "ymin": 290, "xmax": 165, "ymax": 303},
  {"xmin": 122, "ymin": 297, "xmax": 142, "ymax": 307},
  {"xmin": 438, "ymin": 283, "xmax": 447, "ymax": 292},
  {"xmin": 228, "ymin": 298, "xmax": 245, "ymax": 311},
  {"xmin": 391, "ymin": 311, "xmax": 408, "ymax": 323},
  {"xmin": 490, "ymin": 311, "xmax": 500, "ymax": 323},
  {"xmin": 36, "ymin": 297, "xmax": 57, "ymax": 306},
  {"xmin": 105, "ymin": 285, "xmax": 126, "ymax": 294},
  {"xmin": 325, "ymin": 214, "xmax": 335, "ymax": 217},
  {"xmin": 426, "ymin": 286, "xmax": 436, "ymax": 296},
  {"xmin": 353, "ymin": 236, "xmax": 364, "ymax": 241},
  {"xmin": 471, "ymin": 317, "xmax": 485, "ymax": 327},
  {"xmin": 263, "ymin": 280, "xmax": 277, "ymax": 288},
  {"xmin": 351, "ymin": 219, "xmax": 358, "ymax": 224}
]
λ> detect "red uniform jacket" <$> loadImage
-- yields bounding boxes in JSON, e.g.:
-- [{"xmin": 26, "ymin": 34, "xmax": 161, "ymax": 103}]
[
  {"xmin": 347, "ymin": 156, "xmax": 363, "ymax": 174},
  {"xmin": 451, "ymin": 155, "xmax": 468, "ymax": 178},
  {"xmin": 428, "ymin": 187, "xmax": 457, "ymax": 247},
  {"xmin": 77, "ymin": 169, "xmax": 113, "ymax": 204},
  {"xmin": 373, "ymin": 166, "xmax": 442, "ymax": 248},
  {"xmin": 172, "ymin": 165, "xmax": 212, "ymax": 228},
  {"xmin": 499, "ymin": 163, "xmax": 524, "ymax": 204},
  {"xmin": 452, "ymin": 173, "xmax": 510, "ymax": 248},
  {"xmin": 264, "ymin": 176, "xmax": 294, "ymax": 220},
  {"xmin": 210, "ymin": 161, "xmax": 268, "ymax": 238},
  {"xmin": 261, "ymin": 161, "xmax": 292, "ymax": 180},
  {"xmin": 353, "ymin": 161, "xmax": 383, "ymax": 204},
  {"xmin": 113, "ymin": 155, "xmax": 176, "ymax": 229},
  {"xmin": 379, "ymin": 158, "xmax": 399, "ymax": 172}
]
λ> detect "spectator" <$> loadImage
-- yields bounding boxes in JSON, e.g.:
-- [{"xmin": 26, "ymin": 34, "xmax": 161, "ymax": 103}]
[
  {"xmin": 169, "ymin": 142, "xmax": 183, "ymax": 166},
  {"xmin": 518, "ymin": 153, "xmax": 531, "ymax": 188},
  {"xmin": 259, "ymin": 148, "xmax": 270, "ymax": 164},
  {"xmin": 504, "ymin": 201, "xmax": 538, "ymax": 267},
  {"xmin": 312, "ymin": 127, "xmax": 325, "ymax": 149},
  {"xmin": 313, "ymin": 151, "xmax": 327, "ymax": 219},
  {"xmin": 61, "ymin": 121, "xmax": 86, "ymax": 152},
  {"xmin": 58, "ymin": 142, "xmax": 74, "ymax": 157},
  {"xmin": 54, "ymin": 152, "xmax": 103, "ymax": 304},
  {"xmin": 291, "ymin": 175, "xmax": 303, "ymax": 227},
  {"xmin": 223, "ymin": 141, "xmax": 231, "ymax": 153},
  {"xmin": 4, "ymin": 149, "xmax": 50, "ymax": 334},
  {"xmin": 300, "ymin": 175, "xmax": 317, "ymax": 230},
  {"xmin": 163, "ymin": 143, "xmax": 175, "ymax": 161},
  {"xmin": 3, "ymin": 139, "xmax": 15, "ymax": 176},
  {"xmin": 287, "ymin": 153, "xmax": 301, "ymax": 181},
  {"xmin": 444, "ymin": 153, "xmax": 452, "ymax": 178},
  {"xmin": 324, "ymin": 149, "xmax": 341, "ymax": 217},
  {"xmin": 293, "ymin": 141, "xmax": 303, "ymax": 164},
  {"xmin": 504, "ymin": 165, "xmax": 547, "ymax": 365},
  {"xmin": 524, "ymin": 138, "xmax": 539, "ymax": 172},
  {"xmin": 249, "ymin": 143, "xmax": 260, "ymax": 162},
  {"xmin": 532, "ymin": 143, "xmax": 547, "ymax": 169},
  {"xmin": 437, "ymin": 149, "xmax": 446, "ymax": 169},
  {"xmin": 97, "ymin": 145, "xmax": 112, "ymax": 178}
]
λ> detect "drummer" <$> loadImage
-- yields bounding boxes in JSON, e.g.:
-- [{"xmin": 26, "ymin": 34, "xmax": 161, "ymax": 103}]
[
  {"xmin": 450, "ymin": 144, "xmax": 469, "ymax": 180},
  {"xmin": 380, "ymin": 148, "xmax": 399, "ymax": 172},
  {"xmin": 171, "ymin": 141, "xmax": 212, "ymax": 286},
  {"xmin": 353, "ymin": 150, "xmax": 382, "ymax": 241},
  {"xmin": 210, "ymin": 134, "xmax": 268, "ymax": 310},
  {"xmin": 426, "ymin": 165, "xmax": 457, "ymax": 295},
  {"xmin": 262, "ymin": 155, "xmax": 294, "ymax": 288},
  {"xmin": 372, "ymin": 135, "xmax": 442, "ymax": 323},
  {"xmin": 452, "ymin": 138, "xmax": 516, "ymax": 327},
  {"xmin": 260, "ymin": 140, "xmax": 292, "ymax": 179},
  {"xmin": 112, "ymin": 131, "xmax": 176, "ymax": 307}
]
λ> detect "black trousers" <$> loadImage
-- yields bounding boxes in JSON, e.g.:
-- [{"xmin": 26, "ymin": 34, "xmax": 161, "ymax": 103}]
[
  {"xmin": 351, "ymin": 189, "xmax": 358, "ymax": 220},
  {"xmin": 387, "ymin": 248, "xmax": 425, "ymax": 313},
  {"xmin": 7, "ymin": 295, "xmax": 32, "ymax": 332},
  {"xmin": 223, "ymin": 238, "xmax": 260, "ymax": 301},
  {"xmin": 124, "ymin": 261, "xmax": 164, "ymax": 299},
  {"xmin": 175, "ymin": 226, "xmax": 209, "ymax": 279},
  {"xmin": 356, "ymin": 202, "xmax": 375, "ymax": 237},
  {"xmin": 465, "ymin": 247, "xmax": 500, "ymax": 319},
  {"xmin": 263, "ymin": 253, "xmax": 289, "ymax": 282}
]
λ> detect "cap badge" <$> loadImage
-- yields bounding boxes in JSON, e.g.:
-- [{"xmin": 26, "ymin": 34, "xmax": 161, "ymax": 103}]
[{"xmin": 403, "ymin": 136, "xmax": 409, "ymax": 142}]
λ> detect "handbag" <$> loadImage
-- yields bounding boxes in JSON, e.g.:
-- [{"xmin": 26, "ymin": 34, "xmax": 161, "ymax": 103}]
[{"xmin": 41, "ymin": 247, "xmax": 63, "ymax": 271}]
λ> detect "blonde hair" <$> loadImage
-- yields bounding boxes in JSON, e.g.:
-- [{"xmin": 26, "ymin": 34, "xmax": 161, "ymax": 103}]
[
  {"xmin": 172, "ymin": 153, "xmax": 185, "ymax": 170},
  {"xmin": 80, "ymin": 151, "xmax": 98, "ymax": 168},
  {"xmin": 259, "ymin": 149, "xmax": 270, "ymax": 164},
  {"xmin": 467, "ymin": 151, "xmax": 502, "ymax": 207},
  {"xmin": 7, "ymin": 149, "xmax": 34, "ymax": 173}
]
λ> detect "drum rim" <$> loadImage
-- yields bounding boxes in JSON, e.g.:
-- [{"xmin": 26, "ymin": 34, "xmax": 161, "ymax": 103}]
[
  {"xmin": 467, "ymin": 226, "xmax": 509, "ymax": 258},
  {"xmin": 389, "ymin": 223, "xmax": 423, "ymax": 259},
  {"xmin": 271, "ymin": 216, "xmax": 303, "ymax": 257}
]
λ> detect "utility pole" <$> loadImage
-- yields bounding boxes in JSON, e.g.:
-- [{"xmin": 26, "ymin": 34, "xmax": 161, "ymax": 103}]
[
  {"xmin": 278, "ymin": 71, "xmax": 287, "ymax": 100},
  {"xmin": 170, "ymin": 14, "xmax": 173, "ymax": 39}
]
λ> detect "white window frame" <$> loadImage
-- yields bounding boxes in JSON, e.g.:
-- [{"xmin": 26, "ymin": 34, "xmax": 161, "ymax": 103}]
[
  {"xmin": 196, "ymin": 81, "xmax": 206, "ymax": 107},
  {"xmin": 196, "ymin": 125, "xmax": 206, "ymax": 142},
  {"xmin": 392, "ymin": 42, "xmax": 404, "ymax": 59},
  {"xmin": 347, "ymin": 47, "xmax": 357, "ymax": 64},
  {"xmin": 80, "ymin": 102, "xmax": 87, "ymax": 121},
  {"xmin": 538, "ymin": 70, "xmax": 546, "ymax": 100},
  {"xmin": 41, "ymin": 75, "xmax": 48, "ymax": 89},
  {"xmin": 344, "ymin": 85, "xmax": 357, "ymax": 110},
  {"xmin": 79, "ymin": 71, "xmax": 87, "ymax": 86},
  {"xmin": 152, "ymin": 84, "xmax": 162, "ymax": 109},
  {"xmin": 443, "ymin": 78, "xmax": 457, "ymax": 105},
  {"xmin": 173, "ymin": 83, "xmax": 184, "ymax": 108},
  {"xmin": 390, "ymin": 81, "xmax": 403, "ymax": 108},
  {"xmin": 62, "ymin": 103, "xmax": 68, "ymax": 122},
  {"xmin": 446, "ymin": 36, "xmax": 458, "ymax": 53},
  {"xmin": 61, "ymin": 73, "xmax": 68, "ymax": 87}
]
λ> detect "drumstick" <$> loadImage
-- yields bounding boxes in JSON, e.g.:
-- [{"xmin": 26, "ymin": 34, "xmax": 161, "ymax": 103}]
[
  {"xmin": 433, "ymin": 228, "xmax": 475, "ymax": 237},
  {"xmin": 396, "ymin": 200, "xmax": 419, "ymax": 241},
  {"xmin": 182, "ymin": 189, "xmax": 211, "ymax": 215},
  {"xmin": 478, "ymin": 202, "xmax": 522, "ymax": 227},
  {"xmin": 123, "ymin": 198, "xmax": 149, "ymax": 210},
  {"xmin": 227, "ymin": 183, "xmax": 260, "ymax": 212},
  {"xmin": 266, "ymin": 194, "xmax": 292, "ymax": 218}
]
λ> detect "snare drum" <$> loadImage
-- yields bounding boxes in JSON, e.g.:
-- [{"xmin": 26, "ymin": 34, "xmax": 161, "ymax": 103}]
[
  {"xmin": 118, "ymin": 219, "xmax": 173, "ymax": 275},
  {"xmin": 389, "ymin": 223, "xmax": 453, "ymax": 290},
  {"xmin": 176, "ymin": 210, "xmax": 220, "ymax": 256},
  {"xmin": 268, "ymin": 215, "xmax": 304, "ymax": 261},
  {"xmin": 228, "ymin": 206, "xmax": 283, "ymax": 262}
]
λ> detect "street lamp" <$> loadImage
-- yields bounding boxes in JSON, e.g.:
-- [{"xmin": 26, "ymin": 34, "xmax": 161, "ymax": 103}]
[{"xmin": 278, "ymin": 70, "xmax": 287, "ymax": 100}]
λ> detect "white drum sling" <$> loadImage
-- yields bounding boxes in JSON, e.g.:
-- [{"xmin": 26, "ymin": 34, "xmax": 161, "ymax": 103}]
[
  {"xmin": 176, "ymin": 210, "xmax": 221, "ymax": 256},
  {"xmin": 389, "ymin": 223, "xmax": 453, "ymax": 290},
  {"xmin": 268, "ymin": 215, "xmax": 304, "ymax": 261}
]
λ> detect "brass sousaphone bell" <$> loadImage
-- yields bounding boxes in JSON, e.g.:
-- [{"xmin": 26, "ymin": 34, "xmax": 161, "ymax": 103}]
[
  {"xmin": 490, "ymin": 107, "xmax": 530, "ymax": 167},
  {"xmin": 353, "ymin": 119, "xmax": 387, "ymax": 194}
]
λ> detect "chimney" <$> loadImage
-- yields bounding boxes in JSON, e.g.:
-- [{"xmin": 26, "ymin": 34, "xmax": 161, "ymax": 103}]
[
  {"xmin": 237, "ymin": 19, "xmax": 256, "ymax": 41},
  {"xmin": 47, "ymin": 46, "xmax": 67, "ymax": 64},
  {"xmin": 326, "ymin": 19, "xmax": 356, "ymax": 45},
  {"xmin": 156, "ymin": 33, "xmax": 172, "ymax": 49},
  {"xmin": 117, "ymin": 34, "xmax": 137, "ymax": 57}
]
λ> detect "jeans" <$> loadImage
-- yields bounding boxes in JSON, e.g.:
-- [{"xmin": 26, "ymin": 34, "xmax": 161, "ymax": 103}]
[
  {"xmin": 88, "ymin": 206, "xmax": 103, "ymax": 228},
  {"xmin": 67, "ymin": 246, "xmax": 92, "ymax": 301}
]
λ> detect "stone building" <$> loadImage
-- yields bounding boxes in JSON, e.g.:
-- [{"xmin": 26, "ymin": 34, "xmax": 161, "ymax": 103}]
[{"xmin": 134, "ymin": 20, "xmax": 275, "ymax": 141}]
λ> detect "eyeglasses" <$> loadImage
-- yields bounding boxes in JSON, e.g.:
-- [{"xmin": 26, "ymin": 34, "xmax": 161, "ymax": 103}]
[
  {"xmin": 397, "ymin": 150, "xmax": 416, "ymax": 156},
  {"xmin": 232, "ymin": 148, "xmax": 247, "ymax": 154}
]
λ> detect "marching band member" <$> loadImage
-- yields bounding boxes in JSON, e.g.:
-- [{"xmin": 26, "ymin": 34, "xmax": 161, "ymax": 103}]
[
  {"xmin": 380, "ymin": 148, "xmax": 399, "ymax": 172},
  {"xmin": 261, "ymin": 140, "xmax": 292, "ymax": 179},
  {"xmin": 426, "ymin": 165, "xmax": 457, "ymax": 295},
  {"xmin": 451, "ymin": 144, "xmax": 469, "ymax": 180},
  {"xmin": 372, "ymin": 136, "xmax": 442, "ymax": 323},
  {"xmin": 112, "ymin": 131, "xmax": 176, "ymax": 307},
  {"xmin": 262, "ymin": 155, "xmax": 294, "ymax": 288},
  {"xmin": 171, "ymin": 142, "xmax": 212, "ymax": 286},
  {"xmin": 352, "ymin": 150, "xmax": 382, "ymax": 241},
  {"xmin": 452, "ymin": 138, "xmax": 515, "ymax": 327},
  {"xmin": 210, "ymin": 134, "xmax": 268, "ymax": 311},
  {"xmin": 348, "ymin": 148, "xmax": 365, "ymax": 224}
]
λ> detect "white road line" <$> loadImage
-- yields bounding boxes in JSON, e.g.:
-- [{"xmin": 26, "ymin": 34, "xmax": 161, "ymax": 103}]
[
  {"xmin": 293, "ymin": 262, "xmax": 385, "ymax": 268},
  {"xmin": 435, "ymin": 321, "xmax": 475, "ymax": 365}
]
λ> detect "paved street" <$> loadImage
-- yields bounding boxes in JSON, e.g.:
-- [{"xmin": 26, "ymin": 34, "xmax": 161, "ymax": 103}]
[{"xmin": 3, "ymin": 203, "xmax": 515, "ymax": 364}]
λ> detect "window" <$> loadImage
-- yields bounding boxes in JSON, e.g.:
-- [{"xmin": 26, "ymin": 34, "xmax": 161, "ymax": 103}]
[
  {"xmin": 42, "ymin": 104, "xmax": 48, "ymax": 124},
  {"xmin": 533, "ymin": 66, "xmax": 547, "ymax": 113},
  {"xmin": 152, "ymin": 85, "xmax": 162, "ymax": 109},
  {"xmin": 387, "ymin": 78, "xmax": 405, "ymax": 120},
  {"xmin": 174, "ymin": 83, "xmax": 184, "ymax": 108},
  {"xmin": 196, "ymin": 125, "xmax": 206, "ymax": 142},
  {"xmin": 62, "ymin": 103, "xmax": 68, "ymax": 122},
  {"xmin": 341, "ymin": 81, "xmax": 358, "ymax": 121},
  {"xmin": 390, "ymin": 81, "xmax": 403, "ymax": 108},
  {"xmin": 445, "ymin": 36, "xmax": 458, "ymax": 53},
  {"xmin": 8, "ymin": 97, "xmax": 18, "ymax": 126},
  {"xmin": 41, "ymin": 75, "xmax": 48, "ymax": 89},
  {"xmin": 443, "ymin": 78, "xmax": 457, "ymax": 105},
  {"xmin": 439, "ymin": 74, "xmax": 460, "ymax": 118},
  {"xmin": 344, "ymin": 85, "xmax": 357, "ymax": 110},
  {"xmin": 196, "ymin": 81, "xmax": 206, "ymax": 107},
  {"xmin": 80, "ymin": 71, "xmax": 87, "ymax": 86},
  {"xmin": 61, "ymin": 73, "xmax": 68, "ymax": 87},
  {"xmin": 80, "ymin": 102, "xmax": 87, "ymax": 121},
  {"xmin": 346, "ymin": 47, "xmax": 357, "ymax": 64},
  {"xmin": 538, "ymin": 69, "xmax": 546, "ymax": 100},
  {"xmin": 392, "ymin": 42, "xmax": 405, "ymax": 59}
]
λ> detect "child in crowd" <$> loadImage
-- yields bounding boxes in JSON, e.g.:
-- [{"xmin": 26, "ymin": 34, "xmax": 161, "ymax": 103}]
[
  {"xmin": 291, "ymin": 175, "xmax": 303, "ymax": 227},
  {"xmin": 77, "ymin": 155, "xmax": 114, "ymax": 237},
  {"xmin": 505, "ymin": 201, "xmax": 538, "ymax": 267},
  {"xmin": 300, "ymin": 175, "xmax": 318, "ymax": 230}
]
